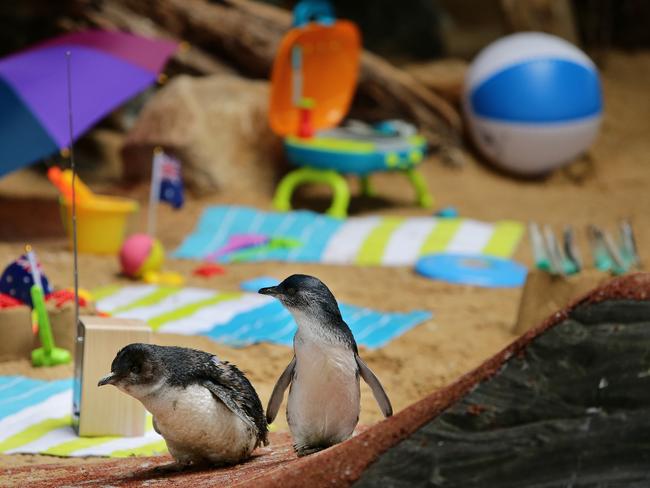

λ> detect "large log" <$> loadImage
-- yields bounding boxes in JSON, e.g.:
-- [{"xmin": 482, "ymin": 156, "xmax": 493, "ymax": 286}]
[
  {"xmin": 500, "ymin": 0, "xmax": 580, "ymax": 45},
  {"xmin": 357, "ymin": 288, "xmax": 650, "ymax": 486},
  {"xmin": 71, "ymin": 0, "xmax": 463, "ymax": 156},
  {"xmin": 61, "ymin": 1, "xmax": 235, "ymax": 76}
]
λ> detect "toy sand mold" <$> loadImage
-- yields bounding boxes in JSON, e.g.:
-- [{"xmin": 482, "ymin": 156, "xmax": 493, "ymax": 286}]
[{"xmin": 268, "ymin": 0, "xmax": 432, "ymax": 217}]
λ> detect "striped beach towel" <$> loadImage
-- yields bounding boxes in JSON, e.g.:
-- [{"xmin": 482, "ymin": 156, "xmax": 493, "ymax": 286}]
[
  {"xmin": 95, "ymin": 283, "xmax": 432, "ymax": 349},
  {"xmin": 173, "ymin": 206, "xmax": 524, "ymax": 265},
  {"xmin": 0, "ymin": 376, "xmax": 166, "ymax": 457}
]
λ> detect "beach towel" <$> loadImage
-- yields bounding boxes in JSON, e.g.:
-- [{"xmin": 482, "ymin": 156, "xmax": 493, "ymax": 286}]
[
  {"xmin": 173, "ymin": 206, "xmax": 524, "ymax": 265},
  {"xmin": 94, "ymin": 283, "xmax": 432, "ymax": 349},
  {"xmin": 0, "ymin": 376, "xmax": 166, "ymax": 457}
]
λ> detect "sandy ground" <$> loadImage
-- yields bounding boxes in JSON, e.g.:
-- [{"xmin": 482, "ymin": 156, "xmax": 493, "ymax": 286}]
[{"xmin": 0, "ymin": 50, "xmax": 648, "ymax": 470}]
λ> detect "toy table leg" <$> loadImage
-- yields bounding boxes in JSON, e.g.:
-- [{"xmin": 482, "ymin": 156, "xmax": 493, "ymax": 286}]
[
  {"xmin": 273, "ymin": 167, "xmax": 350, "ymax": 218},
  {"xmin": 359, "ymin": 174, "xmax": 376, "ymax": 197},
  {"xmin": 405, "ymin": 168, "xmax": 434, "ymax": 208}
]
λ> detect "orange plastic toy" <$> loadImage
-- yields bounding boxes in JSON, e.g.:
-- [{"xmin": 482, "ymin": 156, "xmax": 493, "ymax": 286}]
[
  {"xmin": 267, "ymin": 0, "xmax": 432, "ymax": 218},
  {"xmin": 269, "ymin": 20, "xmax": 361, "ymax": 137}
]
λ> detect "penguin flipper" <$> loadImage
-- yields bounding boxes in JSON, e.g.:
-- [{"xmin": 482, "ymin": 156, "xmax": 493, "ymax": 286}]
[
  {"xmin": 356, "ymin": 354, "xmax": 393, "ymax": 417},
  {"xmin": 266, "ymin": 356, "xmax": 296, "ymax": 424},
  {"xmin": 201, "ymin": 380, "xmax": 256, "ymax": 429}
]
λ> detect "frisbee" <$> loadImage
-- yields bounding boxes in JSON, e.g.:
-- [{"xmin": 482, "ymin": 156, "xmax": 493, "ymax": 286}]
[{"xmin": 415, "ymin": 253, "xmax": 527, "ymax": 288}]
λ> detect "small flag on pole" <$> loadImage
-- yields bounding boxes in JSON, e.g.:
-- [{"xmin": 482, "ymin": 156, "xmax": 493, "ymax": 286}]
[
  {"xmin": 157, "ymin": 151, "xmax": 184, "ymax": 209},
  {"xmin": 148, "ymin": 148, "xmax": 184, "ymax": 236}
]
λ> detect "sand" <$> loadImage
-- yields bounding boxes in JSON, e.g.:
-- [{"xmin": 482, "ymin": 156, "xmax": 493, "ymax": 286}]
[{"xmin": 0, "ymin": 50, "xmax": 648, "ymax": 469}]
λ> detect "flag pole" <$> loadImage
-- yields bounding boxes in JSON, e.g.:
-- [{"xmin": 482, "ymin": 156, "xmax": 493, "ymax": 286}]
[{"xmin": 148, "ymin": 147, "xmax": 162, "ymax": 237}]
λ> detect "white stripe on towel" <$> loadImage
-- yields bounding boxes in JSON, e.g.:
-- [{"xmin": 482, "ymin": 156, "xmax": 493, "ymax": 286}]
[
  {"xmin": 446, "ymin": 220, "xmax": 494, "ymax": 255},
  {"xmin": 321, "ymin": 216, "xmax": 382, "ymax": 264},
  {"xmin": 158, "ymin": 294, "xmax": 272, "ymax": 334},
  {"xmin": 382, "ymin": 217, "xmax": 437, "ymax": 265}
]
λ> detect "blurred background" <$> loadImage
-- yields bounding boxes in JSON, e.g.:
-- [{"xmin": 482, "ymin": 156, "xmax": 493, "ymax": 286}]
[{"xmin": 0, "ymin": 0, "xmax": 649, "ymax": 479}]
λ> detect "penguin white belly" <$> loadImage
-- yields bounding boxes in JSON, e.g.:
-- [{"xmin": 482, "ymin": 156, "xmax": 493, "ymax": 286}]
[
  {"xmin": 143, "ymin": 384, "xmax": 256, "ymax": 464},
  {"xmin": 288, "ymin": 341, "xmax": 360, "ymax": 449}
]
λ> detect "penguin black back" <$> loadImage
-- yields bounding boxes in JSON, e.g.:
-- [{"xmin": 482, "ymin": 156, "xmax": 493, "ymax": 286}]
[{"xmin": 110, "ymin": 343, "xmax": 268, "ymax": 446}]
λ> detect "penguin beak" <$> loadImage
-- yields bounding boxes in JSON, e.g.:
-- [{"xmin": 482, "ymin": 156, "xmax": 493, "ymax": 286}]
[
  {"xmin": 258, "ymin": 285, "xmax": 281, "ymax": 297},
  {"xmin": 98, "ymin": 372, "xmax": 117, "ymax": 387}
]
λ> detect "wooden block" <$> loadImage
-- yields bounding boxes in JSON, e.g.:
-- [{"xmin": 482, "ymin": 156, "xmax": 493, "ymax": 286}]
[
  {"xmin": 0, "ymin": 305, "xmax": 33, "ymax": 362},
  {"xmin": 42, "ymin": 302, "xmax": 95, "ymax": 358},
  {"xmin": 73, "ymin": 315, "xmax": 151, "ymax": 437},
  {"xmin": 513, "ymin": 269, "xmax": 607, "ymax": 335}
]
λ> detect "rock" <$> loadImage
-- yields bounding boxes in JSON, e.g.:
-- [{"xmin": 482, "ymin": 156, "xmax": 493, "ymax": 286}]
[
  {"xmin": 122, "ymin": 75, "xmax": 284, "ymax": 195},
  {"xmin": 404, "ymin": 58, "xmax": 469, "ymax": 105},
  {"xmin": 75, "ymin": 129, "xmax": 126, "ymax": 183}
]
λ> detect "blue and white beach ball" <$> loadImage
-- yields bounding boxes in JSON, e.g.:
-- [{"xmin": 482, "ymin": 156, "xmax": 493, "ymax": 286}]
[{"xmin": 464, "ymin": 32, "xmax": 602, "ymax": 175}]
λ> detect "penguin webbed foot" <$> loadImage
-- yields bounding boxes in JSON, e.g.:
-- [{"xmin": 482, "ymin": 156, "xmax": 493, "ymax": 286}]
[
  {"xmin": 151, "ymin": 461, "xmax": 194, "ymax": 475},
  {"xmin": 294, "ymin": 444, "xmax": 328, "ymax": 457},
  {"xmin": 152, "ymin": 457, "xmax": 226, "ymax": 476}
]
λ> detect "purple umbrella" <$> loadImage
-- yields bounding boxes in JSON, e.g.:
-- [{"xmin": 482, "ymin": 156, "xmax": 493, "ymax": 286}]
[{"xmin": 0, "ymin": 30, "xmax": 178, "ymax": 177}]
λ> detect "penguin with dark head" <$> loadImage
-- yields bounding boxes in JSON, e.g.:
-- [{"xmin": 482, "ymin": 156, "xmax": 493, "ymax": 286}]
[{"xmin": 99, "ymin": 343, "xmax": 268, "ymax": 468}]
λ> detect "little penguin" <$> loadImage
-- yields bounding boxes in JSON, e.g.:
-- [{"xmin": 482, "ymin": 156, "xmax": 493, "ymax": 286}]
[
  {"xmin": 98, "ymin": 343, "xmax": 268, "ymax": 468},
  {"xmin": 259, "ymin": 274, "xmax": 393, "ymax": 457}
]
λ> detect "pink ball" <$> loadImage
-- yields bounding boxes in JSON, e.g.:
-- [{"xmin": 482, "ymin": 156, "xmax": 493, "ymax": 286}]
[{"xmin": 119, "ymin": 234, "xmax": 155, "ymax": 278}]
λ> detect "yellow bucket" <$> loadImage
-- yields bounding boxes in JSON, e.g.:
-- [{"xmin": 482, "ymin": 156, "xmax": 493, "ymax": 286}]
[{"xmin": 59, "ymin": 195, "xmax": 139, "ymax": 255}]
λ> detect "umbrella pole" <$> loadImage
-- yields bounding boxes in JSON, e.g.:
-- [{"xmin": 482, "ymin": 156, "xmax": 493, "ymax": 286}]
[{"xmin": 66, "ymin": 51, "xmax": 80, "ymax": 332}]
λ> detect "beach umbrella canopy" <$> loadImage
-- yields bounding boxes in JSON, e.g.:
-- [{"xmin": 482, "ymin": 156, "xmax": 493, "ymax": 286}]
[{"xmin": 0, "ymin": 30, "xmax": 178, "ymax": 177}]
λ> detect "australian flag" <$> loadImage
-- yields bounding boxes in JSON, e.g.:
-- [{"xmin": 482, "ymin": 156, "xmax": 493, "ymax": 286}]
[
  {"xmin": 155, "ymin": 151, "xmax": 184, "ymax": 209},
  {"xmin": 0, "ymin": 255, "xmax": 52, "ymax": 307}
]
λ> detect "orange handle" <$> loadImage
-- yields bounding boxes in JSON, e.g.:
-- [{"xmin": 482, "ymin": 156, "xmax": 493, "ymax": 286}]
[
  {"xmin": 47, "ymin": 167, "xmax": 73, "ymax": 202},
  {"xmin": 60, "ymin": 170, "xmax": 94, "ymax": 203}
]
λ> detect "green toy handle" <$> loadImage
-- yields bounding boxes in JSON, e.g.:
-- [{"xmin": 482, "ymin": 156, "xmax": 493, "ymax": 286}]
[{"xmin": 31, "ymin": 285, "xmax": 54, "ymax": 354}]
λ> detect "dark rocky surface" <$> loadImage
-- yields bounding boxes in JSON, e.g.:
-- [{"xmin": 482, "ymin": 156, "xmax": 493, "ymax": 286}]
[{"xmin": 355, "ymin": 299, "xmax": 650, "ymax": 487}]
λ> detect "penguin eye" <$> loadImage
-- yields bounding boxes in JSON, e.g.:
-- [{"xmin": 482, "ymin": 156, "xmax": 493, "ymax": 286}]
[{"xmin": 130, "ymin": 365, "xmax": 141, "ymax": 374}]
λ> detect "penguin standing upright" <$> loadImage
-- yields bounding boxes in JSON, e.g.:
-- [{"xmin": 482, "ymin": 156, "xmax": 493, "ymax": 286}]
[{"xmin": 260, "ymin": 274, "xmax": 392, "ymax": 456}]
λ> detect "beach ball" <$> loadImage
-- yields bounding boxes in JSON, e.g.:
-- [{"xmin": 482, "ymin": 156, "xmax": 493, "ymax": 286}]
[
  {"xmin": 119, "ymin": 234, "xmax": 164, "ymax": 278},
  {"xmin": 463, "ymin": 32, "xmax": 602, "ymax": 175}
]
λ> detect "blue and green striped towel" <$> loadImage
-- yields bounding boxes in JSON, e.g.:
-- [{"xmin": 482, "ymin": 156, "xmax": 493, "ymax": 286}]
[
  {"xmin": 95, "ymin": 284, "xmax": 432, "ymax": 349},
  {"xmin": 173, "ymin": 206, "xmax": 524, "ymax": 265},
  {"xmin": 0, "ymin": 376, "xmax": 166, "ymax": 457}
]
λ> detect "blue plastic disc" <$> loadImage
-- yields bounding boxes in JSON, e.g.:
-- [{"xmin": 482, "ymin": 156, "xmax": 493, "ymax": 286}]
[
  {"xmin": 415, "ymin": 253, "xmax": 527, "ymax": 288},
  {"xmin": 435, "ymin": 206, "xmax": 459, "ymax": 218}
]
